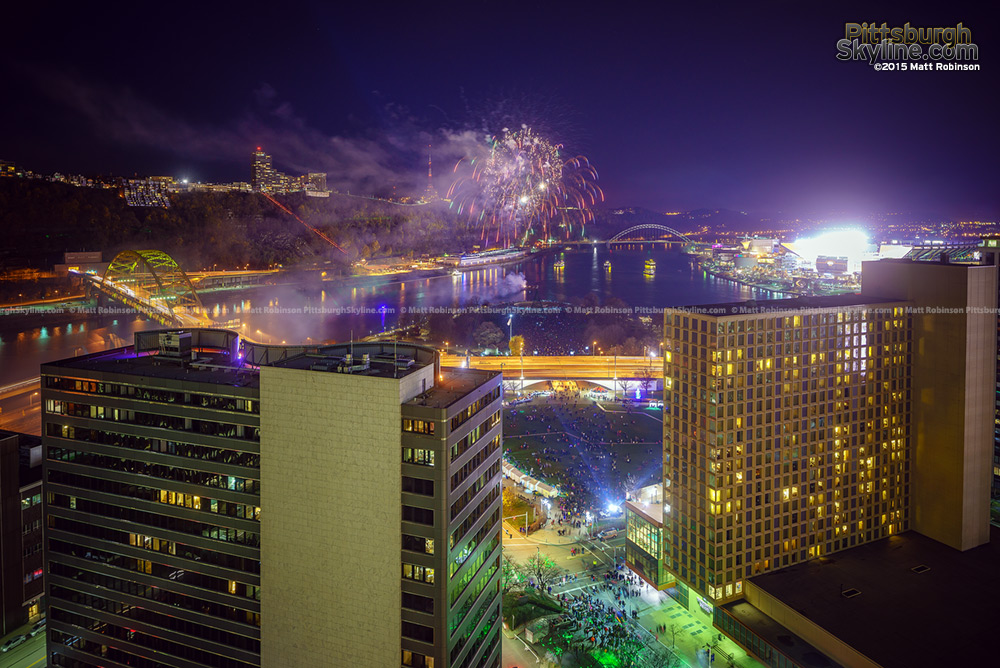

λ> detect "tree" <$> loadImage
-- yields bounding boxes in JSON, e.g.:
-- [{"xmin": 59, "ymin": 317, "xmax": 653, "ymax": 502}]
[
  {"xmin": 522, "ymin": 550, "xmax": 562, "ymax": 591},
  {"xmin": 427, "ymin": 312, "xmax": 455, "ymax": 344},
  {"xmin": 473, "ymin": 321, "xmax": 505, "ymax": 351},
  {"xmin": 501, "ymin": 548, "xmax": 523, "ymax": 594},
  {"xmin": 638, "ymin": 367, "xmax": 655, "ymax": 397},
  {"xmin": 509, "ymin": 334, "xmax": 525, "ymax": 357},
  {"xmin": 616, "ymin": 377, "xmax": 631, "ymax": 400}
]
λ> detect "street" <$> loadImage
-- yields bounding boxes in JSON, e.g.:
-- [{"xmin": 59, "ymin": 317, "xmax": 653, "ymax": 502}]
[
  {"xmin": 0, "ymin": 380, "xmax": 42, "ymax": 436},
  {"xmin": 0, "ymin": 631, "xmax": 45, "ymax": 668},
  {"xmin": 501, "ymin": 516, "xmax": 765, "ymax": 668}
]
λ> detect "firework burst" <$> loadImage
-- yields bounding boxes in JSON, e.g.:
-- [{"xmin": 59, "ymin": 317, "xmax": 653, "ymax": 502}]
[{"xmin": 447, "ymin": 127, "xmax": 603, "ymax": 246}]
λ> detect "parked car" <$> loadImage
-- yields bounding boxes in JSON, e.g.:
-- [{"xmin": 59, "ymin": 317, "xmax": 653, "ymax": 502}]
[
  {"xmin": 29, "ymin": 619, "xmax": 46, "ymax": 637},
  {"xmin": 1, "ymin": 634, "xmax": 27, "ymax": 652}
]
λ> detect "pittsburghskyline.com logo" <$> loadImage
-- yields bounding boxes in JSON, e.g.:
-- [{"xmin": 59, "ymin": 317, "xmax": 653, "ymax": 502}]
[{"xmin": 836, "ymin": 22, "xmax": 980, "ymax": 71}]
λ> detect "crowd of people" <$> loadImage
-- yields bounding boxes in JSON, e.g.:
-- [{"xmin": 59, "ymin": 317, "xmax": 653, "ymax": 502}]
[
  {"xmin": 504, "ymin": 390, "xmax": 661, "ymax": 520},
  {"xmin": 554, "ymin": 587, "xmax": 645, "ymax": 654}
]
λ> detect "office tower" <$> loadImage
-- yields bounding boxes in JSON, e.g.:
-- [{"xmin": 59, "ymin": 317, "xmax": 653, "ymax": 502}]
[
  {"xmin": 861, "ymin": 257, "xmax": 997, "ymax": 550},
  {"xmin": 0, "ymin": 430, "xmax": 44, "ymax": 635},
  {"xmin": 41, "ymin": 329, "xmax": 501, "ymax": 668},
  {"xmin": 42, "ymin": 331, "xmax": 262, "ymax": 668},
  {"xmin": 634, "ymin": 293, "xmax": 912, "ymax": 615}
]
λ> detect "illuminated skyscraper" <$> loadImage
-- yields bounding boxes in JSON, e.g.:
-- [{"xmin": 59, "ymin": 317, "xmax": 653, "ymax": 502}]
[
  {"xmin": 250, "ymin": 148, "xmax": 272, "ymax": 192},
  {"xmin": 635, "ymin": 294, "xmax": 912, "ymax": 612},
  {"xmin": 250, "ymin": 148, "xmax": 298, "ymax": 194},
  {"xmin": 626, "ymin": 258, "xmax": 996, "ymax": 667},
  {"xmin": 41, "ymin": 330, "xmax": 502, "ymax": 668}
]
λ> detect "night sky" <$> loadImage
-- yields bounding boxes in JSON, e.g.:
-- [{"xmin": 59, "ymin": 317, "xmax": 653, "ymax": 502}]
[{"xmin": 1, "ymin": 1, "xmax": 996, "ymax": 217}]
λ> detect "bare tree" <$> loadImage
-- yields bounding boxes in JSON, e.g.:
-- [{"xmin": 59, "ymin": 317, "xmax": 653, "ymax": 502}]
[
  {"xmin": 501, "ymin": 547, "xmax": 523, "ymax": 594},
  {"xmin": 616, "ymin": 377, "xmax": 631, "ymax": 401},
  {"xmin": 638, "ymin": 367, "xmax": 654, "ymax": 397},
  {"xmin": 522, "ymin": 550, "xmax": 562, "ymax": 591}
]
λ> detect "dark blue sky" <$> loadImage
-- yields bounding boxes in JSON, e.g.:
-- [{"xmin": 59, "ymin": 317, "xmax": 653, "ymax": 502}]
[{"xmin": 1, "ymin": 1, "xmax": 996, "ymax": 217}]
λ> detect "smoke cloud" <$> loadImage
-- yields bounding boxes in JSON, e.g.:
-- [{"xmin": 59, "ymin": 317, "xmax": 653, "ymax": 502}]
[{"xmin": 34, "ymin": 70, "xmax": 488, "ymax": 197}]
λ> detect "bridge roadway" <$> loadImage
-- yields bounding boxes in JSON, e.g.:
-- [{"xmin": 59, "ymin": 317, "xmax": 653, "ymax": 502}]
[
  {"xmin": 79, "ymin": 272, "xmax": 214, "ymax": 327},
  {"xmin": 439, "ymin": 354, "xmax": 663, "ymax": 380}
]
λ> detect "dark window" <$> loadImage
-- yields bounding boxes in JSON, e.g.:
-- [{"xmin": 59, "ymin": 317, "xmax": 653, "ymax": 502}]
[
  {"xmin": 402, "ymin": 592, "xmax": 435, "ymax": 614},
  {"xmin": 403, "ymin": 505, "xmax": 434, "ymax": 526},
  {"xmin": 402, "ymin": 476, "xmax": 435, "ymax": 496},
  {"xmin": 402, "ymin": 621, "xmax": 434, "ymax": 643}
]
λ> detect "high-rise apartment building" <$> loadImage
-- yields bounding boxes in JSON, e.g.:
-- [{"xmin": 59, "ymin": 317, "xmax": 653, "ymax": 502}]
[
  {"xmin": 250, "ymin": 149, "xmax": 297, "ymax": 194},
  {"xmin": 633, "ymin": 293, "xmax": 912, "ymax": 612},
  {"xmin": 626, "ymin": 258, "xmax": 997, "ymax": 668},
  {"xmin": 41, "ymin": 329, "xmax": 501, "ymax": 668}
]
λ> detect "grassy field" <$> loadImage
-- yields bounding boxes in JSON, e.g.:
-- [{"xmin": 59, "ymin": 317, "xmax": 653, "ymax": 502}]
[{"xmin": 503, "ymin": 395, "xmax": 663, "ymax": 512}]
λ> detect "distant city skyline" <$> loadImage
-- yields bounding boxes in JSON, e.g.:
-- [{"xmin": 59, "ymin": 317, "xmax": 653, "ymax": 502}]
[{"xmin": 1, "ymin": 1, "xmax": 997, "ymax": 218}]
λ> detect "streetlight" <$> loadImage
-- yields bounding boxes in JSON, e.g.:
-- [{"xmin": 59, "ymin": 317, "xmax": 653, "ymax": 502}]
[
  {"xmin": 507, "ymin": 314, "xmax": 513, "ymax": 342},
  {"xmin": 30, "ymin": 391, "xmax": 39, "ymax": 407},
  {"xmin": 593, "ymin": 341, "xmax": 597, "ymax": 356}
]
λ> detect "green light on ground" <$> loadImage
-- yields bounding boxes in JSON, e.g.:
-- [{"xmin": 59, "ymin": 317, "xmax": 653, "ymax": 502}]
[{"xmin": 593, "ymin": 650, "xmax": 624, "ymax": 667}]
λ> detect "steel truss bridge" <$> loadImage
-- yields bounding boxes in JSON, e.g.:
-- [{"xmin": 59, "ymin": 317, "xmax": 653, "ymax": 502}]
[{"xmin": 79, "ymin": 250, "xmax": 212, "ymax": 327}]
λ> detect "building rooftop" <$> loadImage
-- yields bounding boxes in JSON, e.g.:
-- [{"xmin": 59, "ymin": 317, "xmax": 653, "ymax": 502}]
[
  {"xmin": 42, "ymin": 332, "xmax": 442, "ymax": 388},
  {"xmin": 720, "ymin": 601, "xmax": 841, "ymax": 668},
  {"xmin": 269, "ymin": 345, "xmax": 432, "ymax": 380},
  {"xmin": 749, "ymin": 527, "xmax": 1000, "ymax": 668},
  {"xmin": 43, "ymin": 348, "xmax": 259, "ymax": 389},
  {"xmin": 625, "ymin": 500, "xmax": 663, "ymax": 527},
  {"xmin": 672, "ymin": 293, "xmax": 905, "ymax": 317},
  {"xmin": 406, "ymin": 367, "xmax": 499, "ymax": 409}
]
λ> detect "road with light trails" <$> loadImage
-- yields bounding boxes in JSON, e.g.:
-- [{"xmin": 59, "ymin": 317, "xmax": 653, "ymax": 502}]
[{"xmin": 441, "ymin": 354, "xmax": 662, "ymax": 380}]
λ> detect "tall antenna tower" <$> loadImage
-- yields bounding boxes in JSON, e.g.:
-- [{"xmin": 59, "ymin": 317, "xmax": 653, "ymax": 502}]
[{"xmin": 422, "ymin": 144, "xmax": 439, "ymax": 203}]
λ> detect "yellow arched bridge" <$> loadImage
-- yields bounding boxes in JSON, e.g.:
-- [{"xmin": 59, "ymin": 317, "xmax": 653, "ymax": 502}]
[{"xmin": 78, "ymin": 250, "xmax": 213, "ymax": 327}]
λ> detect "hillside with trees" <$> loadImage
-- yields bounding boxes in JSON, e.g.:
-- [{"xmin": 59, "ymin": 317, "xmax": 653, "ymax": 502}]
[{"xmin": 0, "ymin": 179, "xmax": 480, "ymax": 272}]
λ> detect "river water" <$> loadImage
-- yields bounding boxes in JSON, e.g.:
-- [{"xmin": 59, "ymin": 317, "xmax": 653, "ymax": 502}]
[{"xmin": 0, "ymin": 246, "xmax": 774, "ymax": 387}]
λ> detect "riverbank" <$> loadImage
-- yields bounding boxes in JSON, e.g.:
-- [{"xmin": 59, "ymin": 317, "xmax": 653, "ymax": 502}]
[
  {"xmin": 0, "ymin": 293, "xmax": 86, "ymax": 309},
  {"xmin": 693, "ymin": 256, "xmax": 798, "ymax": 296}
]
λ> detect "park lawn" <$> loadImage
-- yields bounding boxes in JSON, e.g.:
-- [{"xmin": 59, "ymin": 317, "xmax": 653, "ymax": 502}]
[{"xmin": 503, "ymin": 494, "xmax": 536, "ymax": 530}]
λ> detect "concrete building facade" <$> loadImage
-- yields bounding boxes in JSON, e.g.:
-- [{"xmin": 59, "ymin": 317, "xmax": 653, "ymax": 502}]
[
  {"xmin": 40, "ymin": 329, "xmax": 500, "ymax": 668},
  {"xmin": 861, "ymin": 258, "xmax": 997, "ymax": 550}
]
